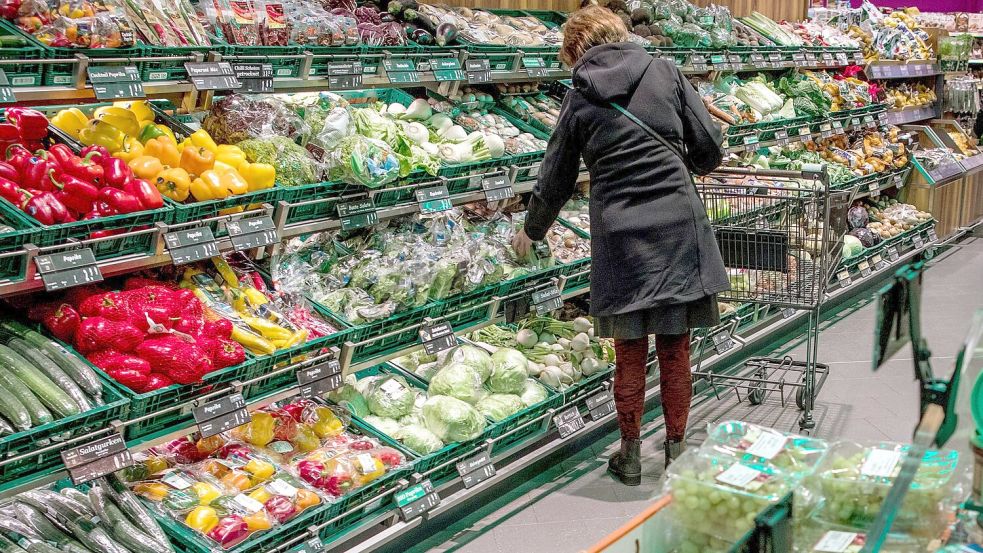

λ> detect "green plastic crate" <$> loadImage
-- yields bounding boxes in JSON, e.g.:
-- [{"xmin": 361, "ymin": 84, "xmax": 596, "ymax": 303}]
[
  {"xmin": 0, "ymin": 204, "xmax": 42, "ymax": 282},
  {"xmin": 212, "ymin": 40, "xmax": 305, "ymax": 79},
  {"xmin": 496, "ymin": 93, "xmax": 558, "ymax": 138},
  {"xmin": 553, "ymin": 219, "xmax": 591, "ymax": 294},
  {"xmin": 0, "ymin": 20, "xmax": 47, "ymax": 87},
  {"xmin": 486, "ymin": 378, "xmax": 564, "ymax": 456},
  {"xmin": 279, "ymin": 181, "xmax": 359, "ymax": 227},
  {"xmin": 139, "ymin": 44, "xmax": 207, "ymax": 82}
]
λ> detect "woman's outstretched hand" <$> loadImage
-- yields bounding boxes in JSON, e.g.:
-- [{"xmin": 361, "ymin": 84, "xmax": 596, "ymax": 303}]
[{"xmin": 512, "ymin": 228, "xmax": 533, "ymax": 258}]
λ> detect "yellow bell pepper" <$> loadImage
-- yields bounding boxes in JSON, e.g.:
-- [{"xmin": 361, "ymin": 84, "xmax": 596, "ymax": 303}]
[
  {"xmin": 214, "ymin": 144, "xmax": 248, "ymax": 169},
  {"xmin": 190, "ymin": 129, "xmax": 218, "ymax": 153},
  {"xmin": 185, "ymin": 506, "xmax": 219, "ymax": 534},
  {"xmin": 243, "ymin": 287, "xmax": 268, "ymax": 307},
  {"xmin": 243, "ymin": 511, "xmax": 273, "ymax": 532},
  {"xmin": 92, "ymin": 106, "xmax": 140, "ymax": 137},
  {"xmin": 180, "ymin": 146, "xmax": 215, "ymax": 179},
  {"xmin": 191, "ymin": 481, "xmax": 221, "ymax": 506},
  {"xmin": 114, "ymin": 137, "xmax": 144, "ymax": 162},
  {"xmin": 155, "ymin": 167, "xmax": 192, "ymax": 202},
  {"xmin": 50, "ymin": 108, "xmax": 88, "ymax": 139},
  {"xmin": 248, "ymin": 487, "xmax": 272, "ymax": 505},
  {"xmin": 114, "ymin": 99, "xmax": 155, "ymax": 123},
  {"xmin": 190, "ymin": 169, "xmax": 248, "ymax": 201},
  {"xmin": 128, "ymin": 156, "xmax": 165, "ymax": 181},
  {"xmin": 79, "ymin": 120, "xmax": 125, "ymax": 152},
  {"xmin": 156, "ymin": 124, "xmax": 176, "ymax": 145},
  {"xmin": 243, "ymin": 459, "xmax": 275, "ymax": 481},
  {"xmin": 218, "ymin": 205, "xmax": 245, "ymax": 216},
  {"xmin": 143, "ymin": 136, "xmax": 180, "ymax": 168},
  {"xmin": 296, "ymin": 489, "xmax": 321, "ymax": 510},
  {"xmin": 133, "ymin": 482, "xmax": 170, "ymax": 502},
  {"xmin": 238, "ymin": 162, "xmax": 276, "ymax": 191}
]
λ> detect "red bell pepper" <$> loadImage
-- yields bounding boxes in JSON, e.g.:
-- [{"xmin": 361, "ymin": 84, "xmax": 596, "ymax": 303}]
[
  {"xmin": 20, "ymin": 190, "xmax": 56, "ymax": 224},
  {"xmin": 5, "ymin": 107, "xmax": 49, "ymax": 141},
  {"xmin": 0, "ymin": 177, "xmax": 22, "ymax": 204},
  {"xmin": 20, "ymin": 154, "xmax": 56, "ymax": 191},
  {"xmin": 45, "ymin": 144, "xmax": 73, "ymax": 170},
  {"xmin": 123, "ymin": 178, "xmax": 163, "ymax": 210},
  {"xmin": 50, "ymin": 170, "xmax": 99, "ymax": 214},
  {"xmin": 42, "ymin": 303, "xmax": 81, "ymax": 342},
  {"xmin": 0, "ymin": 123, "xmax": 19, "ymax": 154},
  {"xmin": 102, "ymin": 157, "xmax": 132, "ymax": 189},
  {"xmin": 97, "ymin": 186, "xmax": 143, "ymax": 214},
  {"xmin": 89, "ymin": 229, "xmax": 124, "ymax": 239},
  {"xmin": 81, "ymin": 144, "xmax": 110, "ymax": 161},
  {"xmin": 74, "ymin": 152, "xmax": 104, "ymax": 185},
  {"xmin": 0, "ymin": 161, "xmax": 19, "ymax": 183},
  {"xmin": 6, "ymin": 144, "xmax": 30, "ymax": 175},
  {"xmin": 94, "ymin": 199, "xmax": 116, "ymax": 216}
]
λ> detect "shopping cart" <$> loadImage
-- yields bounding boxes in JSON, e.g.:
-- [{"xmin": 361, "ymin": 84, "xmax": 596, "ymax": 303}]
[{"xmin": 690, "ymin": 166, "xmax": 852, "ymax": 430}]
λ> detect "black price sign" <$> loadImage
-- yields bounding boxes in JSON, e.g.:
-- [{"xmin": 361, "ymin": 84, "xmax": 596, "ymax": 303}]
[
  {"xmin": 886, "ymin": 246, "xmax": 899, "ymax": 262},
  {"xmin": 185, "ymin": 62, "xmax": 241, "ymax": 91},
  {"xmin": 710, "ymin": 54, "xmax": 728, "ymax": 70},
  {"xmin": 586, "ymin": 389, "xmax": 615, "ymax": 420},
  {"xmin": 297, "ymin": 358, "xmax": 342, "ymax": 398},
  {"xmin": 192, "ymin": 393, "xmax": 250, "ymax": 438},
  {"xmin": 291, "ymin": 537, "xmax": 324, "ymax": 553},
  {"xmin": 711, "ymin": 330, "xmax": 734, "ymax": 354},
  {"xmin": 164, "ymin": 226, "xmax": 219, "ymax": 266},
  {"xmin": 35, "ymin": 248, "xmax": 103, "ymax": 292},
  {"xmin": 481, "ymin": 175, "xmax": 513, "ymax": 202},
  {"xmin": 327, "ymin": 62, "xmax": 364, "ymax": 89},
  {"xmin": 750, "ymin": 53, "xmax": 765, "ymax": 65},
  {"xmin": 831, "ymin": 120, "xmax": 844, "ymax": 134},
  {"xmin": 554, "ymin": 405, "xmax": 586, "ymax": 439},
  {"xmin": 456, "ymin": 451, "xmax": 496, "ymax": 489},
  {"xmin": 61, "ymin": 431, "xmax": 133, "ymax": 485},
  {"xmin": 420, "ymin": 321, "xmax": 456, "ymax": 355},
  {"xmin": 522, "ymin": 57, "xmax": 550, "ymax": 78},
  {"xmin": 927, "ymin": 227, "xmax": 938, "ymax": 242},
  {"xmin": 385, "ymin": 58, "xmax": 421, "ymax": 84},
  {"xmin": 836, "ymin": 269, "xmax": 852, "ymax": 287},
  {"xmin": 774, "ymin": 129, "xmax": 789, "ymax": 145},
  {"xmin": 792, "ymin": 52, "xmax": 806, "ymax": 65},
  {"xmin": 531, "ymin": 284, "xmax": 562, "ymax": 315},
  {"xmin": 233, "ymin": 63, "xmax": 274, "ymax": 93},
  {"xmin": 0, "ymin": 70, "xmax": 15, "ymax": 104},
  {"xmin": 857, "ymin": 259, "xmax": 872, "ymax": 278},
  {"xmin": 689, "ymin": 54, "xmax": 708, "ymax": 72},
  {"xmin": 395, "ymin": 480, "xmax": 440, "ymax": 521},
  {"xmin": 87, "ymin": 65, "xmax": 145, "ymax": 100},
  {"xmin": 433, "ymin": 58, "xmax": 464, "ymax": 81},
  {"xmin": 226, "ymin": 216, "xmax": 278, "ymax": 251},
  {"xmin": 465, "ymin": 59, "xmax": 491, "ymax": 84},
  {"xmin": 416, "ymin": 185, "xmax": 452, "ymax": 214},
  {"xmin": 338, "ymin": 198, "xmax": 378, "ymax": 231}
]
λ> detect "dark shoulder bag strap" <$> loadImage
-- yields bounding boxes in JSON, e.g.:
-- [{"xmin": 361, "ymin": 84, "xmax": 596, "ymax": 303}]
[{"xmin": 610, "ymin": 102, "xmax": 690, "ymax": 170}]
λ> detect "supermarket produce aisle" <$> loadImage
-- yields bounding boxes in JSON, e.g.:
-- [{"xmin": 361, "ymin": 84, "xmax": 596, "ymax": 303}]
[{"xmin": 383, "ymin": 236, "xmax": 983, "ymax": 553}]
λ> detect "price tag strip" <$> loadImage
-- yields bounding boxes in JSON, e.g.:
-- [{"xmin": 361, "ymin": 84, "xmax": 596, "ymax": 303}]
[
  {"xmin": 192, "ymin": 393, "xmax": 250, "ymax": 438},
  {"xmin": 912, "ymin": 235, "xmax": 924, "ymax": 249},
  {"xmin": 886, "ymin": 246, "xmax": 899, "ymax": 262},
  {"xmin": 456, "ymin": 451, "xmax": 496, "ymax": 489},
  {"xmin": 531, "ymin": 284, "xmax": 562, "ymax": 315},
  {"xmin": 327, "ymin": 62, "xmax": 364, "ymax": 89},
  {"xmin": 927, "ymin": 227, "xmax": 938, "ymax": 243},
  {"xmin": 774, "ymin": 129, "xmax": 789, "ymax": 146},
  {"xmin": 420, "ymin": 321, "xmax": 456, "ymax": 355},
  {"xmin": 185, "ymin": 62, "xmax": 242, "ymax": 91},
  {"xmin": 232, "ymin": 63, "xmax": 274, "ymax": 93},
  {"xmin": 688, "ymin": 54, "xmax": 707, "ymax": 72},
  {"xmin": 87, "ymin": 65, "xmax": 145, "ymax": 100},
  {"xmin": 871, "ymin": 253, "xmax": 886, "ymax": 271},
  {"xmin": 836, "ymin": 269, "xmax": 852, "ymax": 287},
  {"xmin": 338, "ymin": 198, "xmax": 378, "ymax": 231},
  {"xmin": 465, "ymin": 59, "xmax": 491, "ymax": 84},
  {"xmin": 395, "ymin": 480, "xmax": 440, "ymax": 521},
  {"xmin": 857, "ymin": 259, "xmax": 872, "ymax": 278},
  {"xmin": 585, "ymin": 389, "xmax": 615, "ymax": 420},
  {"xmin": 384, "ymin": 59, "xmax": 421, "ymax": 84},
  {"xmin": 164, "ymin": 226, "xmax": 219, "ymax": 266},
  {"xmin": 226, "ymin": 216, "xmax": 278, "ymax": 251},
  {"xmin": 433, "ymin": 58, "xmax": 465, "ymax": 81},
  {"xmin": 781, "ymin": 307, "xmax": 796, "ymax": 319},
  {"xmin": 711, "ymin": 330, "xmax": 734, "ymax": 354},
  {"xmin": 416, "ymin": 184, "xmax": 452, "ymax": 214},
  {"xmin": 554, "ymin": 405, "xmax": 586, "ymax": 438},
  {"xmin": 481, "ymin": 175, "xmax": 514, "ymax": 202},
  {"xmin": 297, "ymin": 358, "xmax": 343, "ymax": 398},
  {"xmin": 34, "ymin": 248, "xmax": 103, "ymax": 292},
  {"xmin": 61, "ymin": 431, "xmax": 134, "ymax": 485}
]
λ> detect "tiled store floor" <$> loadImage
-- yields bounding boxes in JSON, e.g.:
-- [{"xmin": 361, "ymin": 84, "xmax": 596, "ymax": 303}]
[{"xmin": 384, "ymin": 237, "xmax": 983, "ymax": 553}]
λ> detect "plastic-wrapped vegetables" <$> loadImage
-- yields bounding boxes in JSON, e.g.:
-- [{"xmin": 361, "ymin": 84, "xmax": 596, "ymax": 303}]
[
  {"xmin": 203, "ymin": 94, "xmax": 310, "ymax": 144},
  {"xmin": 237, "ymin": 136, "xmax": 321, "ymax": 186}
]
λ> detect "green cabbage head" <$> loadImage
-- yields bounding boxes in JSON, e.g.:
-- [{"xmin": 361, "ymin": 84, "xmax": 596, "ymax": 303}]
[{"xmin": 422, "ymin": 395, "xmax": 487, "ymax": 442}]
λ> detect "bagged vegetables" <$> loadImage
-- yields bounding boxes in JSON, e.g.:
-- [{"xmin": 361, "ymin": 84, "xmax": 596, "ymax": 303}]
[{"xmin": 238, "ymin": 136, "xmax": 321, "ymax": 186}]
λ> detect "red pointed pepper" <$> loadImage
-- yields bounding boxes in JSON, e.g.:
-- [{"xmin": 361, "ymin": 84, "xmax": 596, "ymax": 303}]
[
  {"xmin": 123, "ymin": 178, "xmax": 163, "ymax": 210},
  {"xmin": 54, "ymin": 149, "xmax": 104, "ymax": 187},
  {"xmin": 97, "ymin": 187, "xmax": 143, "ymax": 214},
  {"xmin": 6, "ymin": 144, "xmax": 30, "ymax": 173},
  {"xmin": 21, "ymin": 190, "xmax": 56, "ymax": 224},
  {"xmin": 0, "ymin": 161, "xmax": 19, "ymax": 183},
  {"xmin": 102, "ymin": 157, "xmax": 132, "ymax": 189},
  {"xmin": 0, "ymin": 177, "xmax": 21, "ymax": 204},
  {"xmin": 42, "ymin": 303, "xmax": 81, "ymax": 342},
  {"xmin": 50, "ymin": 169, "xmax": 99, "ymax": 213},
  {"xmin": 5, "ymin": 107, "xmax": 49, "ymax": 141}
]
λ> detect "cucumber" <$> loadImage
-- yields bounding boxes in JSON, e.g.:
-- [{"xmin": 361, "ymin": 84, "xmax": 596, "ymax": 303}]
[
  {"xmin": 0, "ymin": 534, "xmax": 27, "ymax": 553},
  {"xmin": 0, "ymin": 416, "xmax": 14, "ymax": 435},
  {"xmin": 57, "ymin": 490, "xmax": 91, "ymax": 513},
  {"xmin": 103, "ymin": 504, "xmax": 161, "ymax": 553},
  {"xmin": 0, "ymin": 367, "xmax": 49, "ymax": 427},
  {"xmin": 0, "ymin": 515, "xmax": 41, "ymax": 541},
  {"xmin": 17, "ymin": 491, "xmax": 88, "ymax": 523},
  {"xmin": 85, "ymin": 486, "xmax": 110, "ymax": 527},
  {"xmin": 62, "ymin": 519, "xmax": 129, "ymax": 553},
  {"xmin": 5, "ymin": 340, "xmax": 90, "ymax": 412},
  {"xmin": 0, "ymin": 383, "xmax": 30, "ymax": 432},
  {"xmin": 8, "ymin": 503, "xmax": 72, "ymax": 547},
  {"xmin": 60, "ymin": 542, "xmax": 93, "ymax": 553},
  {"xmin": 0, "ymin": 346, "xmax": 78, "ymax": 419},
  {"xmin": 0, "ymin": 323, "xmax": 101, "ymax": 399},
  {"xmin": 103, "ymin": 476, "xmax": 170, "ymax": 550}
]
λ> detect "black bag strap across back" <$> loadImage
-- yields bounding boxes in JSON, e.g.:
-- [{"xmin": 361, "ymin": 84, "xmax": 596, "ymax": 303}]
[{"xmin": 610, "ymin": 101, "xmax": 689, "ymax": 169}]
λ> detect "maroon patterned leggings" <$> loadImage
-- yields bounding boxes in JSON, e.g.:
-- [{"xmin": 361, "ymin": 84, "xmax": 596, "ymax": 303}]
[{"xmin": 612, "ymin": 334, "xmax": 692, "ymax": 441}]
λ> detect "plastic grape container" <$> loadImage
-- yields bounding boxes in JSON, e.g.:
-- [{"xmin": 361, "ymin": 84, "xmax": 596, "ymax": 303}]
[
  {"xmin": 703, "ymin": 420, "xmax": 829, "ymax": 477},
  {"xmin": 808, "ymin": 441, "xmax": 960, "ymax": 536},
  {"xmin": 792, "ymin": 519, "xmax": 930, "ymax": 553},
  {"xmin": 666, "ymin": 449, "xmax": 798, "ymax": 542}
]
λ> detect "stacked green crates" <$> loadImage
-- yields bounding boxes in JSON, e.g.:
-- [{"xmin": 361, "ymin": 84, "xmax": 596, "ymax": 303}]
[{"xmin": 0, "ymin": 20, "xmax": 47, "ymax": 87}]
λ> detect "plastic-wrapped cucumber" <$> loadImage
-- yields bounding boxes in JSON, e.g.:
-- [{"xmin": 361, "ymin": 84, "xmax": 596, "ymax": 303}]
[
  {"xmin": 0, "ymin": 417, "xmax": 13, "ymax": 435},
  {"xmin": 17, "ymin": 490, "xmax": 90, "ymax": 522},
  {"xmin": 0, "ymin": 323, "xmax": 102, "ymax": 399},
  {"xmin": 8, "ymin": 503, "xmax": 73, "ymax": 547},
  {"xmin": 0, "ymin": 383, "xmax": 29, "ymax": 432},
  {"xmin": 103, "ymin": 503, "xmax": 162, "ymax": 553},
  {"xmin": 60, "ymin": 543, "xmax": 93, "ymax": 553},
  {"xmin": 86, "ymin": 487, "xmax": 110, "ymax": 527},
  {"xmin": 103, "ymin": 476, "xmax": 171, "ymax": 550},
  {"xmin": 63, "ymin": 519, "xmax": 129, "ymax": 553},
  {"xmin": 0, "ymin": 345, "xmax": 78, "ymax": 418},
  {"xmin": 6, "ymin": 339, "xmax": 91, "ymax": 412},
  {"xmin": 0, "ymin": 515, "xmax": 41, "ymax": 540},
  {"xmin": 58, "ymin": 489, "xmax": 92, "ymax": 513},
  {"xmin": 0, "ymin": 365, "xmax": 50, "ymax": 426},
  {"xmin": 0, "ymin": 534, "xmax": 28, "ymax": 553}
]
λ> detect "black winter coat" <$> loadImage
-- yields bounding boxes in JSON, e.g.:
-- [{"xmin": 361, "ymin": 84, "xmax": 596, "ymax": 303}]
[{"xmin": 524, "ymin": 42, "xmax": 731, "ymax": 317}]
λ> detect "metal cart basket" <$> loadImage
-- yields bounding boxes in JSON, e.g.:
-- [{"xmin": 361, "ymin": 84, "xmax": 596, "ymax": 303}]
[{"xmin": 691, "ymin": 166, "xmax": 851, "ymax": 430}]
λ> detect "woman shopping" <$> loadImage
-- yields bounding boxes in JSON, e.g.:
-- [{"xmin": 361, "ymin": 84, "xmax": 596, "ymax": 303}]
[{"xmin": 512, "ymin": 6, "xmax": 730, "ymax": 486}]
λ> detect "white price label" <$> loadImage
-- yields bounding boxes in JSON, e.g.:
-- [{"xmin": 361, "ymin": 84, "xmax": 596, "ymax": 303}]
[
  {"xmin": 861, "ymin": 448, "xmax": 902, "ymax": 478},
  {"xmin": 745, "ymin": 429, "xmax": 788, "ymax": 460},
  {"xmin": 356, "ymin": 454, "xmax": 377, "ymax": 475},
  {"xmin": 233, "ymin": 494, "xmax": 265, "ymax": 514},
  {"xmin": 814, "ymin": 531, "xmax": 862, "ymax": 552},
  {"xmin": 715, "ymin": 463, "xmax": 764, "ymax": 490},
  {"xmin": 267, "ymin": 478, "xmax": 298, "ymax": 498}
]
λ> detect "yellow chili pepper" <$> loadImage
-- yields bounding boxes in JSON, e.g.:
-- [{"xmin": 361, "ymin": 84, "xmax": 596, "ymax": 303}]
[
  {"xmin": 242, "ymin": 287, "xmax": 268, "ymax": 307},
  {"xmin": 180, "ymin": 146, "xmax": 215, "ymax": 179},
  {"xmin": 50, "ymin": 108, "xmax": 88, "ymax": 139},
  {"xmin": 143, "ymin": 136, "xmax": 180, "ymax": 168},
  {"xmin": 114, "ymin": 137, "xmax": 145, "ymax": 163},
  {"xmin": 230, "ymin": 325, "xmax": 276, "ymax": 355},
  {"xmin": 211, "ymin": 256, "xmax": 239, "ymax": 288},
  {"xmin": 154, "ymin": 167, "xmax": 192, "ymax": 202},
  {"xmin": 133, "ymin": 482, "xmax": 170, "ymax": 502},
  {"xmin": 214, "ymin": 144, "xmax": 248, "ymax": 168},
  {"xmin": 240, "ymin": 314, "xmax": 293, "ymax": 341},
  {"xmin": 190, "ymin": 129, "xmax": 219, "ymax": 153},
  {"xmin": 237, "ymin": 161, "xmax": 276, "ymax": 191},
  {"xmin": 128, "ymin": 155, "xmax": 165, "ymax": 181}
]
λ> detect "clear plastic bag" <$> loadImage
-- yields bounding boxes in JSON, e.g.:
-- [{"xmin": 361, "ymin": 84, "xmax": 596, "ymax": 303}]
[
  {"xmin": 701, "ymin": 420, "xmax": 829, "ymax": 477},
  {"xmin": 325, "ymin": 134, "xmax": 401, "ymax": 188},
  {"xmin": 203, "ymin": 94, "xmax": 311, "ymax": 145},
  {"xmin": 238, "ymin": 135, "xmax": 321, "ymax": 186}
]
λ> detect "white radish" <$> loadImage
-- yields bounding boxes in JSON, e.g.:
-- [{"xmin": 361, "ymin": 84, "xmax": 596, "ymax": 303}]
[
  {"xmin": 570, "ymin": 333, "xmax": 590, "ymax": 352},
  {"xmin": 515, "ymin": 329, "xmax": 538, "ymax": 348},
  {"xmin": 572, "ymin": 317, "xmax": 592, "ymax": 333},
  {"xmin": 542, "ymin": 353, "xmax": 561, "ymax": 367}
]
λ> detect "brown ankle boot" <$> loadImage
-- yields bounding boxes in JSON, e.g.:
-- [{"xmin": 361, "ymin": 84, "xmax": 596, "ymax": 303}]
[
  {"xmin": 608, "ymin": 438, "xmax": 642, "ymax": 486},
  {"xmin": 664, "ymin": 439, "xmax": 686, "ymax": 469}
]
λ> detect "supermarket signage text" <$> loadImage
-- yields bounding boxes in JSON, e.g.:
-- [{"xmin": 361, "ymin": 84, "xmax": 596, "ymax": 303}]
[
  {"xmin": 395, "ymin": 480, "xmax": 440, "ymax": 521},
  {"xmin": 586, "ymin": 389, "xmax": 615, "ymax": 420},
  {"xmin": 416, "ymin": 184, "xmax": 452, "ymax": 214},
  {"xmin": 531, "ymin": 284, "xmax": 562, "ymax": 315},
  {"xmin": 61, "ymin": 431, "xmax": 133, "ymax": 485},
  {"xmin": 385, "ymin": 58, "xmax": 421, "ymax": 84},
  {"xmin": 338, "ymin": 198, "xmax": 378, "ymax": 231},
  {"xmin": 232, "ymin": 63, "xmax": 274, "ymax": 93},
  {"xmin": 327, "ymin": 62, "xmax": 364, "ymax": 89},
  {"xmin": 554, "ymin": 405, "xmax": 585, "ymax": 438},
  {"xmin": 482, "ymin": 175, "xmax": 514, "ymax": 202},
  {"xmin": 87, "ymin": 65, "xmax": 145, "ymax": 100},
  {"xmin": 226, "ymin": 216, "xmax": 278, "ymax": 251},
  {"xmin": 420, "ymin": 321, "xmax": 456, "ymax": 355},
  {"xmin": 296, "ymin": 359, "xmax": 343, "ymax": 398},
  {"xmin": 34, "ymin": 248, "xmax": 103, "ymax": 292},
  {"xmin": 291, "ymin": 537, "xmax": 325, "ymax": 553},
  {"xmin": 433, "ymin": 58, "xmax": 464, "ymax": 81},
  {"xmin": 466, "ymin": 59, "xmax": 491, "ymax": 84},
  {"xmin": 164, "ymin": 226, "xmax": 219, "ymax": 266},
  {"xmin": 184, "ymin": 62, "xmax": 242, "ymax": 91},
  {"xmin": 457, "ymin": 451, "xmax": 496, "ymax": 488},
  {"xmin": 192, "ymin": 393, "xmax": 250, "ymax": 438}
]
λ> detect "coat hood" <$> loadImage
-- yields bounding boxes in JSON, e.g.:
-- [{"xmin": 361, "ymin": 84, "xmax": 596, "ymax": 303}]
[{"xmin": 572, "ymin": 42, "xmax": 655, "ymax": 103}]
